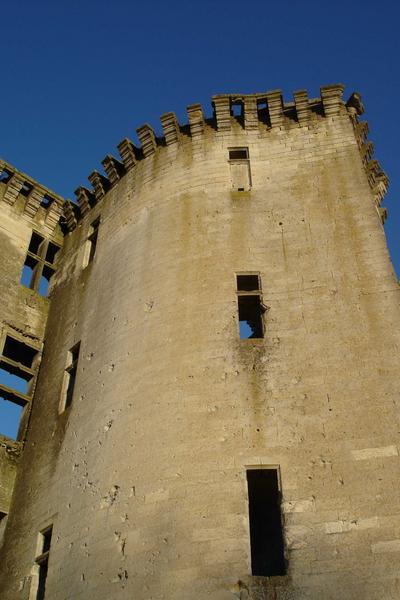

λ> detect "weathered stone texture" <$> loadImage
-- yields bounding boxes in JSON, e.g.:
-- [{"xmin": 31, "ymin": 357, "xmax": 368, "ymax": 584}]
[
  {"xmin": 0, "ymin": 89, "xmax": 399, "ymax": 599},
  {"xmin": 0, "ymin": 168, "xmax": 64, "ymax": 517}
]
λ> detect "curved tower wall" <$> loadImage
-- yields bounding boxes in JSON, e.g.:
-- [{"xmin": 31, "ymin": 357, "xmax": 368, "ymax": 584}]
[{"xmin": 1, "ymin": 86, "xmax": 400, "ymax": 600}]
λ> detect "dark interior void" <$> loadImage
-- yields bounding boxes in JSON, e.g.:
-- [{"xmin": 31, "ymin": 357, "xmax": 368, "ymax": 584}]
[
  {"xmin": 28, "ymin": 232, "xmax": 44, "ymax": 255},
  {"xmin": 37, "ymin": 560, "xmax": 49, "ymax": 600},
  {"xmin": 88, "ymin": 230, "xmax": 98, "ymax": 263},
  {"xmin": 238, "ymin": 295, "xmax": 264, "ymax": 339},
  {"xmin": 36, "ymin": 527, "xmax": 52, "ymax": 600},
  {"xmin": 0, "ymin": 169, "xmax": 13, "ymax": 183},
  {"xmin": 40, "ymin": 195, "xmax": 53, "ymax": 208},
  {"xmin": 45, "ymin": 242, "xmax": 59, "ymax": 264},
  {"xmin": 3, "ymin": 336, "xmax": 37, "ymax": 369},
  {"xmin": 65, "ymin": 369, "xmax": 76, "ymax": 409},
  {"xmin": 229, "ymin": 148, "xmax": 248, "ymax": 160},
  {"xmin": 42, "ymin": 526, "xmax": 52, "ymax": 553},
  {"xmin": 20, "ymin": 182, "xmax": 33, "ymax": 197},
  {"xmin": 237, "ymin": 274, "xmax": 260, "ymax": 291},
  {"xmin": 247, "ymin": 469, "xmax": 286, "ymax": 577}
]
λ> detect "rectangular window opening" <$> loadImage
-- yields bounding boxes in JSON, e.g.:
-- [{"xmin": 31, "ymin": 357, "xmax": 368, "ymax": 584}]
[
  {"xmin": 61, "ymin": 342, "xmax": 80, "ymax": 411},
  {"xmin": 228, "ymin": 148, "xmax": 251, "ymax": 191},
  {"xmin": 247, "ymin": 468, "xmax": 286, "ymax": 577},
  {"xmin": 0, "ymin": 397, "xmax": 24, "ymax": 440},
  {"xmin": 20, "ymin": 182, "xmax": 33, "ymax": 197},
  {"xmin": 0, "ymin": 169, "xmax": 13, "ymax": 184},
  {"xmin": 237, "ymin": 274, "xmax": 264, "ymax": 339},
  {"xmin": 45, "ymin": 242, "xmax": 60, "ymax": 265},
  {"xmin": 229, "ymin": 148, "xmax": 248, "ymax": 160},
  {"xmin": 28, "ymin": 232, "xmax": 45, "ymax": 256},
  {"xmin": 35, "ymin": 525, "xmax": 53, "ymax": 600},
  {"xmin": 0, "ymin": 335, "xmax": 39, "ymax": 439},
  {"xmin": 3, "ymin": 336, "xmax": 38, "ymax": 369},
  {"xmin": 237, "ymin": 274, "xmax": 260, "ymax": 291},
  {"xmin": 84, "ymin": 217, "xmax": 100, "ymax": 266},
  {"xmin": 21, "ymin": 232, "xmax": 58, "ymax": 296},
  {"xmin": 40, "ymin": 195, "xmax": 54, "ymax": 209}
]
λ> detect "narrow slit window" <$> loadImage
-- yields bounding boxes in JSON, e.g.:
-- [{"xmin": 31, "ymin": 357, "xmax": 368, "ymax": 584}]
[
  {"xmin": 228, "ymin": 147, "xmax": 251, "ymax": 191},
  {"xmin": 21, "ymin": 231, "xmax": 60, "ymax": 297},
  {"xmin": 84, "ymin": 217, "xmax": 100, "ymax": 267},
  {"xmin": 0, "ymin": 334, "xmax": 39, "ymax": 439},
  {"xmin": 247, "ymin": 468, "xmax": 286, "ymax": 577},
  {"xmin": 236, "ymin": 274, "xmax": 265, "ymax": 339},
  {"xmin": 61, "ymin": 342, "xmax": 80, "ymax": 411},
  {"xmin": 35, "ymin": 525, "xmax": 53, "ymax": 600}
]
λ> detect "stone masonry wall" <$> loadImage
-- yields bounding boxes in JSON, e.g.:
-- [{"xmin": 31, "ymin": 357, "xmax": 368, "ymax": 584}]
[
  {"xmin": 0, "ymin": 88, "xmax": 399, "ymax": 600},
  {"xmin": 0, "ymin": 168, "xmax": 64, "ymax": 522}
]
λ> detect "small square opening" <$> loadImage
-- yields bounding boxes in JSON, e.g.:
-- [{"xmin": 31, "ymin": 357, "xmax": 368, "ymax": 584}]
[
  {"xmin": 0, "ymin": 169, "xmax": 13, "ymax": 184},
  {"xmin": 20, "ymin": 182, "xmax": 33, "ymax": 197},
  {"xmin": 229, "ymin": 148, "xmax": 248, "ymax": 160},
  {"xmin": 237, "ymin": 274, "xmax": 260, "ymax": 292}
]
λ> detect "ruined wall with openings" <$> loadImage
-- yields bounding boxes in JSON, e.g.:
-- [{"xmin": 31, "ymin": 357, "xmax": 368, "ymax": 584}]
[
  {"xmin": 0, "ymin": 85, "xmax": 399, "ymax": 600},
  {"xmin": 0, "ymin": 163, "xmax": 64, "ymax": 527}
]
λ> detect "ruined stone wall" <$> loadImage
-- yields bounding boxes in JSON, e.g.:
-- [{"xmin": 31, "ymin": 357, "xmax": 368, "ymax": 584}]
[
  {"xmin": 1, "ymin": 87, "xmax": 400, "ymax": 600},
  {"xmin": 0, "ymin": 165, "xmax": 64, "ymax": 520}
]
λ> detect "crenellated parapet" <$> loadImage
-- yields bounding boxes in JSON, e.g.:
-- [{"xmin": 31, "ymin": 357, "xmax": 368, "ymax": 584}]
[
  {"xmin": 42, "ymin": 83, "xmax": 387, "ymax": 232},
  {"xmin": 0, "ymin": 160, "xmax": 65, "ymax": 232},
  {"xmin": 346, "ymin": 92, "xmax": 389, "ymax": 222}
]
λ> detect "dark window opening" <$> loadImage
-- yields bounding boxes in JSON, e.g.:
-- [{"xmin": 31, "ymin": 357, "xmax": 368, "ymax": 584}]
[
  {"xmin": 86, "ymin": 217, "xmax": 100, "ymax": 265},
  {"xmin": 3, "ymin": 336, "xmax": 37, "ymax": 369},
  {"xmin": 0, "ymin": 169, "xmax": 13, "ymax": 184},
  {"xmin": 45, "ymin": 242, "xmax": 60, "ymax": 265},
  {"xmin": 229, "ymin": 148, "xmax": 248, "ymax": 160},
  {"xmin": 237, "ymin": 275, "xmax": 260, "ymax": 292},
  {"xmin": 63, "ymin": 342, "xmax": 80, "ymax": 410},
  {"xmin": 0, "ymin": 335, "xmax": 38, "ymax": 439},
  {"xmin": 40, "ymin": 195, "xmax": 54, "ymax": 209},
  {"xmin": 36, "ymin": 526, "xmax": 53, "ymax": 600},
  {"xmin": 237, "ymin": 274, "xmax": 264, "ymax": 339},
  {"xmin": 20, "ymin": 182, "xmax": 33, "ymax": 197},
  {"xmin": 247, "ymin": 469, "xmax": 286, "ymax": 577},
  {"xmin": 238, "ymin": 296, "xmax": 264, "ymax": 339},
  {"xmin": 0, "ymin": 511, "xmax": 7, "ymax": 521},
  {"xmin": 28, "ymin": 232, "xmax": 44, "ymax": 255}
]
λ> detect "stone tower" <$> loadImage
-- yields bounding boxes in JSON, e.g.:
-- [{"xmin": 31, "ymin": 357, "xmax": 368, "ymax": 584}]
[{"xmin": 0, "ymin": 84, "xmax": 399, "ymax": 600}]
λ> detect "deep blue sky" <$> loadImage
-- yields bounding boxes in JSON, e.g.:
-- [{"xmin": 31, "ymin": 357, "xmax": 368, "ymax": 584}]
[{"xmin": 0, "ymin": 0, "xmax": 399, "ymax": 438}]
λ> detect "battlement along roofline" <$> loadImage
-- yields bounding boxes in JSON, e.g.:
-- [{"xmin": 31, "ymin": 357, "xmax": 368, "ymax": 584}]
[
  {"xmin": 0, "ymin": 84, "xmax": 389, "ymax": 231},
  {"xmin": 0, "ymin": 159, "xmax": 65, "ymax": 232}
]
